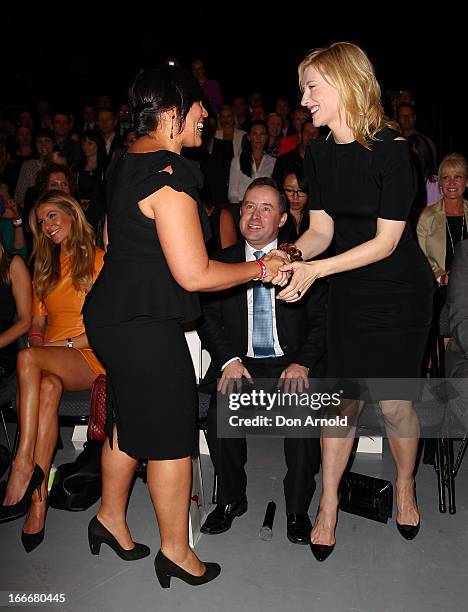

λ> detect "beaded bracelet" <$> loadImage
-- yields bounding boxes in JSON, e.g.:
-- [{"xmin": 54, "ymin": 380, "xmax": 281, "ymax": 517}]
[
  {"xmin": 254, "ymin": 259, "xmax": 267, "ymax": 281},
  {"xmin": 278, "ymin": 242, "xmax": 303, "ymax": 262},
  {"xmin": 28, "ymin": 332, "xmax": 44, "ymax": 341}
]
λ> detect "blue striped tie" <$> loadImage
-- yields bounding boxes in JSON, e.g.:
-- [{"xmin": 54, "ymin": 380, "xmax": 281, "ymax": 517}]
[{"xmin": 253, "ymin": 251, "xmax": 276, "ymax": 358}]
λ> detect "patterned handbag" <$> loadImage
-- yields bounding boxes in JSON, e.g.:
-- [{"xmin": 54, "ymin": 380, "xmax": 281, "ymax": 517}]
[{"xmin": 87, "ymin": 375, "xmax": 107, "ymax": 442}]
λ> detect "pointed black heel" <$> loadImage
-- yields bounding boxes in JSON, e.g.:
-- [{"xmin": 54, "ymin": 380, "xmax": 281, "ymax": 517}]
[
  {"xmin": 396, "ymin": 482, "xmax": 420, "ymax": 540},
  {"xmin": 154, "ymin": 550, "xmax": 221, "ymax": 588},
  {"xmin": 88, "ymin": 516, "xmax": 150, "ymax": 560},
  {"xmin": 310, "ymin": 508, "xmax": 337, "ymax": 562},
  {"xmin": 21, "ymin": 526, "xmax": 45, "ymax": 553},
  {"xmin": 0, "ymin": 464, "xmax": 44, "ymax": 524}
]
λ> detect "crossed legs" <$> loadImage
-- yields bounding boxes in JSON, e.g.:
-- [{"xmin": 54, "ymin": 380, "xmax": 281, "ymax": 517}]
[{"xmin": 2, "ymin": 347, "xmax": 96, "ymax": 534}]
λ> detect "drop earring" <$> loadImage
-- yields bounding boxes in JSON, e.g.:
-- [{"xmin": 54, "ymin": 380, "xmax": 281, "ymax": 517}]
[{"xmin": 170, "ymin": 114, "xmax": 175, "ymax": 140}]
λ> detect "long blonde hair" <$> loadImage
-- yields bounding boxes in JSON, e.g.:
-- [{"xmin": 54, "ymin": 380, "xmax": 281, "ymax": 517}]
[
  {"xmin": 29, "ymin": 191, "xmax": 96, "ymax": 302},
  {"xmin": 298, "ymin": 42, "xmax": 398, "ymax": 148}
]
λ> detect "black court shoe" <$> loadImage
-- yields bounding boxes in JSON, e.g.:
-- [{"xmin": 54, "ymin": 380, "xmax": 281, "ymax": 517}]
[
  {"xmin": 309, "ymin": 508, "xmax": 337, "ymax": 562},
  {"xmin": 88, "ymin": 516, "xmax": 150, "ymax": 560},
  {"xmin": 0, "ymin": 465, "xmax": 44, "ymax": 524},
  {"xmin": 396, "ymin": 483, "xmax": 420, "ymax": 540},
  {"xmin": 154, "ymin": 550, "xmax": 221, "ymax": 588}
]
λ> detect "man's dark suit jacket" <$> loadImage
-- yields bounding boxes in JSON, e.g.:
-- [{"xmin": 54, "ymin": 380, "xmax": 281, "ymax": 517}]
[
  {"xmin": 184, "ymin": 138, "xmax": 233, "ymax": 206},
  {"xmin": 198, "ymin": 241, "xmax": 327, "ymax": 390}
]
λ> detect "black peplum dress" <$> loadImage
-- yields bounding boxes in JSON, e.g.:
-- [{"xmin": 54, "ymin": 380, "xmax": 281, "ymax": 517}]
[
  {"xmin": 305, "ymin": 129, "xmax": 434, "ymax": 379},
  {"xmin": 83, "ymin": 150, "xmax": 210, "ymax": 460}
]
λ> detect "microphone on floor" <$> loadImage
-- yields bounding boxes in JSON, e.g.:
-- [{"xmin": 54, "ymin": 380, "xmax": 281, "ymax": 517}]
[{"xmin": 259, "ymin": 501, "xmax": 276, "ymax": 541}]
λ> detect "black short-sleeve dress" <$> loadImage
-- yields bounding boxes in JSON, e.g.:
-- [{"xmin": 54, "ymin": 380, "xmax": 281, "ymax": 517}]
[
  {"xmin": 305, "ymin": 129, "xmax": 434, "ymax": 378},
  {"xmin": 83, "ymin": 150, "xmax": 210, "ymax": 460}
]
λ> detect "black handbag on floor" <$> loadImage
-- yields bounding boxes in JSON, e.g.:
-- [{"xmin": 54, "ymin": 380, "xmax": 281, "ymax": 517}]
[{"xmin": 339, "ymin": 471, "xmax": 393, "ymax": 524}]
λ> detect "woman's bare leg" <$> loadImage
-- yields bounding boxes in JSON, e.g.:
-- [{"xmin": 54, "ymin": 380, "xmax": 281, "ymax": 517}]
[
  {"xmin": 380, "ymin": 400, "xmax": 420, "ymax": 526},
  {"xmin": 22, "ymin": 374, "xmax": 63, "ymax": 534},
  {"xmin": 96, "ymin": 426, "xmax": 138, "ymax": 549},
  {"xmin": 147, "ymin": 456, "xmax": 205, "ymax": 576},
  {"xmin": 311, "ymin": 400, "xmax": 363, "ymax": 546},
  {"xmin": 3, "ymin": 347, "xmax": 96, "ymax": 508}
]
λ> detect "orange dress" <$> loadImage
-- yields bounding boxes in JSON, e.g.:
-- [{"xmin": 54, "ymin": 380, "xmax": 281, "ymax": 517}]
[{"xmin": 32, "ymin": 249, "xmax": 105, "ymax": 376}]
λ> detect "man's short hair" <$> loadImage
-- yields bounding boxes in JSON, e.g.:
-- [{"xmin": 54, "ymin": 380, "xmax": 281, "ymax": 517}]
[{"xmin": 243, "ymin": 177, "xmax": 288, "ymax": 215}]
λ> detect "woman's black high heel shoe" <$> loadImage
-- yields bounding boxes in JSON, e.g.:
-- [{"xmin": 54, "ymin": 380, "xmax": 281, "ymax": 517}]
[
  {"xmin": 88, "ymin": 516, "xmax": 150, "ymax": 560},
  {"xmin": 396, "ymin": 483, "xmax": 420, "ymax": 540},
  {"xmin": 0, "ymin": 465, "xmax": 44, "ymax": 524},
  {"xmin": 154, "ymin": 550, "xmax": 221, "ymax": 588},
  {"xmin": 310, "ymin": 509, "xmax": 337, "ymax": 562},
  {"xmin": 21, "ymin": 500, "xmax": 48, "ymax": 553}
]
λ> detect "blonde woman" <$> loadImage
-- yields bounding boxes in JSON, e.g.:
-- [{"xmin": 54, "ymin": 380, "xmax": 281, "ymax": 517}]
[
  {"xmin": 0, "ymin": 192, "xmax": 104, "ymax": 552},
  {"xmin": 417, "ymin": 153, "xmax": 468, "ymax": 287},
  {"xmin": 272, "ymin": 42, "xmax": 434, "ymax": 559}
]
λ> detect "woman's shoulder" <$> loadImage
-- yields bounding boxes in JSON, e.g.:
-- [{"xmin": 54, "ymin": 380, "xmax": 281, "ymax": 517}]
[{"xmin": 124, "ymin": 150, "xmax": 203, "ymax": 193}]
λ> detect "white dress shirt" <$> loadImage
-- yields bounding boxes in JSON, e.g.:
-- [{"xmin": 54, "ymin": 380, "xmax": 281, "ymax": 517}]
[{"xmin": 222, "ymin": 238, "xmax": 283, "ymax": 370}]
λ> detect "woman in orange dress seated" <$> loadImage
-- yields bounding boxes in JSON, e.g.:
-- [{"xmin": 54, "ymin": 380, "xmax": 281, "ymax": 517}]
[{"xmin": 0, "ymin": 191, "xmax": 104, "ymax": 551}]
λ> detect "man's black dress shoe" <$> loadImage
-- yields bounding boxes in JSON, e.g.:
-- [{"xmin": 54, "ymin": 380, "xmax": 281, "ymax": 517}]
[
  {"xmin": 200, "ymin": 497, "xmax": 247, "ymax": 534},
  {"xmin": 287, "ymin": 513, "xmax": 312, "ymax": 545}
]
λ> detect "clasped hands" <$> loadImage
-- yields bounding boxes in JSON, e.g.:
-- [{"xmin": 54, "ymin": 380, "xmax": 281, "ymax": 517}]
[
  {"xmin": 217, "ymin": 359, "xmax": 309, "ymax": 395},
  {"xmin": 261, "ymin": 250, "xmax": 323, "ymax": 303}
]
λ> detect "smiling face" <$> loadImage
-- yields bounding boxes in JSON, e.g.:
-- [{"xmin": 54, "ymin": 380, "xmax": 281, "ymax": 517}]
[
  {"xmin": 36, "ymin": 203, "xmax": 74, "ymax": 247},
  {"xmin": 240, "ymin": 185, "xmax": 287, "ymax": 249},
  {"xmin": 439, "ymin": 163, "xmax": 468, "ymax": 202},
  {"xmin": 301, "ymin": 65, "xmax": 341, "ymax": 131},
  {"xmin": 36, "ymin": 136, "xmax": 54, "ymax": 158},
  {"xmin": 180, "ymin": 101, "xmax": 208, "ymax": 148}
]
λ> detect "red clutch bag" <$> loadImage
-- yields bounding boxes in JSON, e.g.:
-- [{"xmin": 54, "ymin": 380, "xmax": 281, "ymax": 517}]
[{"xmin": 87, "ymin": 375, "xmax": 107, "ymax": 442}]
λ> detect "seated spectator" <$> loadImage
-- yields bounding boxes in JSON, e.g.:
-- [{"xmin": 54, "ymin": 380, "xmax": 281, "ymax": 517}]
[
  {"xmin": 0, "ymin": 192, "xmax": 105, "ymax": 550},
  {"xmin": 202, "ymin": 188, "xmax": 238, "ymax": 255},
  {"xmin": 96, "ymin": 108, "xmax": 122, "ymax": 160},
  {"xmin": 273, "ymin": 119, "xmax": 320, "ymax": 183},
  {"xmin": 14, "ymin": 130, "xmax": 55, "ymax": 206},
  {"xmin": 0, "ymin": 234, "xmax": 32, "ymax": 379},
  {"xmin": 117, "ymin": 103, "xmax": 131, "ymax": 137},
  {"xmin": 192, "ymin": 58, "xmax": 224, "ymax": 115},
  {"xmin": 407, "ymin": 133, "xmax": 441, "ymax": 207},
  {"xmin": 251, "ymin": 106, "xmax": 266, "ymax": 122},
  {"xmin": 398, "ymin": 103, "xmax": 436, "ymax": 162},
  {"xmin": 275, "ymin": 97, "xmax": 293, "ymax": 136},
  {"xmin": 282, "ymin": 165, "xmax": 310, "ymax": 237},
  {"xmin": 80, "ymin": 104, "xmax": 96, "ymax": 133},
  {"xmin": 417, "ymin": 153, "xmax": 468, "ymax": 288},
  {"xmin": 76, "ymin": 131, "xmax": 107, "ymax": 232},
  {"xmin": 232, "ymin": 96, "xmax": 250, "ymax": 131},
  {"xmin": 265, "ymin": 113, "xmax": 284, "ymax": 158},
  {"xmin": 52, "ymin": 112, "xmax": 81, "ymax": 166},
  {"xmin": 228, "ymin": 121, "xmax": 275, "ymax": 204},
  {"xmin": 2, "ymin": 126, "xmax": 36, "ymax": 196},
  {"xmin": 278, "ymin": 107, "xmax": 310, "ymax": 156},
  {"xmin": 0, "ymin": 195, "xmax": 28, "ymax": 261},
  {"xmin": 216, "ymin": 105, "xmax": 246, "ymax": 157}
]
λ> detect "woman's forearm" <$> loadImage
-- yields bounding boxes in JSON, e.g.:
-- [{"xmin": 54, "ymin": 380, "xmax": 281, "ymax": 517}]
[
  {"xmin": 0, "ymin": 317, "xmax": 31, "ymax": 350},
  {"xmin": 318, "ymin": 235, "xmax": 397, "ymax": 277},
  {"xmin": 295, "ymin": 227, "xmax": 333, "ymax": 260}
]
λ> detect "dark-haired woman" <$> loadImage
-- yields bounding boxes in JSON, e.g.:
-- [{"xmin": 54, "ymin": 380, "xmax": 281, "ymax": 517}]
[
  {"xmin": 83, "ymin": 65, "xmax": 285, "ymax": 588},
  {"xmin": 76, "ymin": 131, "xmax": 107, "ymax": 234},
  {"xmin": 283, "ymin": 166, "xmax": 310, "ymax": 237},
  {"xmin": 228, "ymin": 120, "xmax": 275, "ymax": 204},
  {"xmin": 0, "ymin": 192, "xmax": 104, "ymax": 552}
]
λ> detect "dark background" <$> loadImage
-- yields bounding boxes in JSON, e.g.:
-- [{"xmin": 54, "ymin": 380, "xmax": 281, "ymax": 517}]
[{"xmin": 3, "ymin": 13, "xmax": 465, "ymax": 158}]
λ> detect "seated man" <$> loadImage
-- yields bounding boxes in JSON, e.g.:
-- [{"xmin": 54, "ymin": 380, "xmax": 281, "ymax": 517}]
[{"xmin": 198, "ymin": 177, "xmax": 327, "ymax": 544}]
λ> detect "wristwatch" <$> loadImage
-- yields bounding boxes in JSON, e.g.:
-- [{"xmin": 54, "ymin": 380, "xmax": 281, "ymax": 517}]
[{"xmin": 66, "ymin": 338, "xmax": 74, "ymax": 348}]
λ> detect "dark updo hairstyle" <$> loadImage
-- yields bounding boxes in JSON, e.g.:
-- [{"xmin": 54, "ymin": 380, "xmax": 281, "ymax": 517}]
[{"xmin": 129, "ymin": 65, "xmax": 204, "ymax": 137}]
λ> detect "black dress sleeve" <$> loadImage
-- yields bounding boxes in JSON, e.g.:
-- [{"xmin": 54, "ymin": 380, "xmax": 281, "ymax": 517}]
[{"xmin": 377, "ymin": 139, "xmax": 416, "ymax": 221}]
